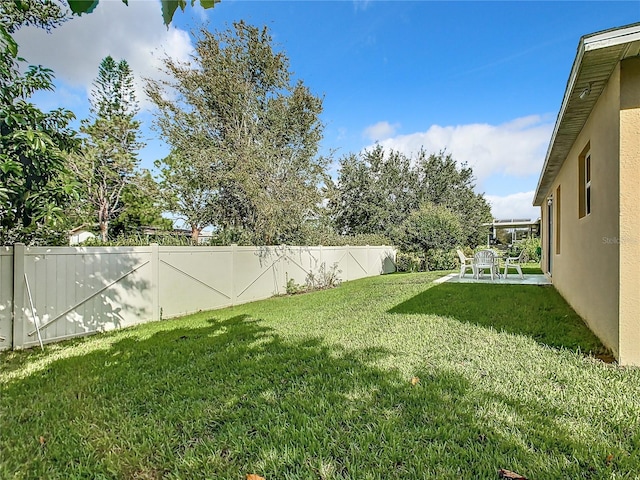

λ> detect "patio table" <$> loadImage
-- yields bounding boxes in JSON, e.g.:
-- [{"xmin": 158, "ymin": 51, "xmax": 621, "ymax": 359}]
[{"xmin": 473, "ymin": 250, "xmax": 501, "ymax": 280}]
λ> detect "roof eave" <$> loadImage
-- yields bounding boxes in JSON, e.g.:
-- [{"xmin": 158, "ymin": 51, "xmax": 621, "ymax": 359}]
[
  {"xmin": 532, "ymin": 23, "xmax": 640, "ymax": 207},
  {"xmin": 532, "ymin": 41, "xmax": 586, "ymax": 206}
]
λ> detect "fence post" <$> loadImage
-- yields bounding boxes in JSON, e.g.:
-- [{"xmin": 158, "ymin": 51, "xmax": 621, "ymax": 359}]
[
  {"xmin": 345, "ymin": 244, "xmax": 350, "ymax": 281},
  {"xmin": 278, "ymin": 244, "xmax": 287, "ymax": 295},
  {"xmin": 151, "ymin": 243, "xmax": 160, "ymax": 321},
  {"xmin": 231, "ymin": 244, "xmax": 237, "ymax": 306},
  {"xmin": 12, "ymin": 243, "xmax": 25, "ymax": 349}
]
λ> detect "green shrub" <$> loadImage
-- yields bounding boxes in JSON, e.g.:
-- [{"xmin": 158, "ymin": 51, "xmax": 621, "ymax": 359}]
[
  {"xmin": 0, "ymin": 221, "xmax": 68, "ymax": 246},
  {"xmin": 520, "ymin": 236, "xmax": 542, "ymax": 262},
  {"xmin": 306, "ymin": 262, "xmax": 342, "ymax": 290},
  {"xmin": 395, "ymin": 252, "xmax": 426, "ymax": 272},
  {"xmin": 394, "ymin": 203, "xmax": 464, "ymax": 256},
  {"xmin": 284, "ymin": 263, "xmax": 343, "ymax": 295},
  {"xmin": 302, "ymin": 230, "xmax": 392, "ymax": 247},
  {"xmin": 285, "ymin": 277, "xmax": 304, "ymax": 295},
  {"xmin": 505, "ymin": 237, "xmax": 541, "ymax": 263},
  {"xmin": 82, "ymin": 233, "xmax": 196, "ymax": 246},
  {"xmin": 460, "ymin": 245, "xmax": 474, "ymax": 257},
  {"xmin": 425, "ymin": 249, "xmax": 457, "ymax": 271},
  {"xmin": 396, "ymin": 248, "xmax": 458, "ymax": 272}
]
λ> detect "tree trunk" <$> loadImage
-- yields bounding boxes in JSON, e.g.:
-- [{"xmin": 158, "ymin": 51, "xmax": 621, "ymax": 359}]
[
  {"xmin": 99, "ymin": 202, "xmax": 109, "ymax": 242},
  {"xmin": 191, "ymin": 226, "xmax": 201, "ymax": 244},
  {"xmin": 100, "ymin": 220, "xmax": 108, "ymax": 242}
]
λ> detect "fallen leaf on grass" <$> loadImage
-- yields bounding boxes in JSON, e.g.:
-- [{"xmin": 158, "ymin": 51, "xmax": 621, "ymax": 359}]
[
  {"xmin": 498, "ymin": 468, "xmax": 527, "ymax": 479},
  {"xmin": 246, "ymin": 474, "xmax": 265, "ymax": 480},
  {"xmin": 410, "ymin": 376, "xmax": 420, "ymax": 385},
  {"xmin": 606, "ymin": 454, "xmax": 614, "ymax": 465}
]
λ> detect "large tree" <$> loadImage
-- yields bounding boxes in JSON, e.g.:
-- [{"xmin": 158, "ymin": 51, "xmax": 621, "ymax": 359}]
[
  {"xmin": 329, "ymin": 147, "xmax": 492, "ymax": 248},
  {"xmin": 329, "ymin": 145, "xmax": 417, "ymax": 236},
  {"xmin": 0, "ymin": 9, "xmax": 78, "ymax": 246},
  {"xmin": 147, "ymin": 21, "xmax": 327, "ymax": 244},
  {"xmin": 395, "ymin": 203, "xmax": 465, "ymax": 255},
  {"xmin": 413, "ymin": 150, "xmax": 492, "ymax": 247},
  {"xmin": 70, "ymin": 56, "xmax": 144, "ymax": 241},
  {"xmin": 154, "ymin": 151, "xmax": 219, "ymax": 242},
  {"xmin": 109, "ymin": 170, "xmax": 173, "ymax": 238}
]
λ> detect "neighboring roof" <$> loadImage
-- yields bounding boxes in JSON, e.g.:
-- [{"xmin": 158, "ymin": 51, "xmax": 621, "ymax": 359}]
[
  {"xmin": 483, "ymin": 219, "xmax": 541, "ymax": 229},
  {"xmin": 533, "ymin": 23, "xmax": 640, "ymax": 206}
]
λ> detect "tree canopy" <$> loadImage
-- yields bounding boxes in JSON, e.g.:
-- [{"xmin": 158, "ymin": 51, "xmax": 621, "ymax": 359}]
[
  {"xmin": 329, "ymin": 146, "xmax": 416, "ymax": 237},
  {"xmin": 329, "ymin": 147, "xmax": 492, "ymax": 249},
  {"xmin": 0, "ymin": 1, "xmax": 497, "ymax": 250},
  {"xmin": 147, "ymin": 21, "xmax": 327, "ymax": 244},
  {"xmin": 109, "ymin": 170, "xmax": 173, "ymax": 237},
  {"xmin": 69, "ymin": 56, "xmax": 144, "ymax": 241},
  {"xmin": 1, "ymin": 0, "xmax": 69, "ymax": 34},
  {"xmin": 0, "ymin": 19, "xmax": 78, "ymax": 245}
]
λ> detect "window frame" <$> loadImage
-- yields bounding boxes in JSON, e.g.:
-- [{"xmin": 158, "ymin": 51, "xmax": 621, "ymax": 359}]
[
  {"xmin": 555, "ymin": 185, "xmax": 561, "ymax": 254},
  {"xmin": 578, "ymin": 142, "xmax": 591, "ymax": 219},
  {"xmin": 585, "ymin": 153, "xmax": 591, "ymax": 216}
]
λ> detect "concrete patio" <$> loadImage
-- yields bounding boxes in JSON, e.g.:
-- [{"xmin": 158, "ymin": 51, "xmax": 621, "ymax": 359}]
[{"xmin": 435, "ymin": 272, "xmax": 552, "ymax": 285}]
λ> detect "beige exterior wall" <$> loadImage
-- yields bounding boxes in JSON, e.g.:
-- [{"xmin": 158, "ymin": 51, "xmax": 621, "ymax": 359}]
[
  {"xmin": 540, "ymin": 64, "xmax": 621, "ymax": 357},
  {"xmin": 618, "ymin": 57, "xmax": 640, "ymax": 365},
  {"xmin": 539, "ymin": 59, "xmax": 640, "ymax": 364}
]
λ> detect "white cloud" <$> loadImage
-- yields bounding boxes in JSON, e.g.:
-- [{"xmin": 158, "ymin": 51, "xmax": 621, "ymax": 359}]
[
  {"xmin": 14, "ymin": 0, "xmax": 194, "ymax": 110},
  {"xmin": 359, "ymin": 116, "xmax": 553, "ymax": 219},
  {"xmin": 486, "ymin": 191, "xmax": 540, "ymax": 221},
  {"xmin": 363, "ymin": 121, "xmax": 400, "ymax": 142},
  {"xmin": 371, "ymin": 115, "xmax": 553, "ymax": 188}
]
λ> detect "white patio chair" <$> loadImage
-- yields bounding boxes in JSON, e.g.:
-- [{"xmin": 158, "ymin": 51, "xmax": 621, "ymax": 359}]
[
  {"xmin": 473, "ymin": 249, "xmax": 497, "ymax": 280},
  {"xmin": 503, "ymin": 249, "xmax": 526, "ymax": 279},
  {"xmin": 456, "ymin": 249, "xmax": 474, "ymax": 278}
]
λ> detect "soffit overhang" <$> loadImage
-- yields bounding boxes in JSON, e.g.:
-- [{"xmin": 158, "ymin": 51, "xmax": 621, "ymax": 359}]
[{"xmin": 533, "ymin": 23, "xmax": 640, "ymax": 206}]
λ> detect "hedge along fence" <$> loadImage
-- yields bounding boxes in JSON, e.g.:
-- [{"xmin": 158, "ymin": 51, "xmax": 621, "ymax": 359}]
[{"xmin": 0, "ymin": 244, "xmax": 396, "ymax": 351}]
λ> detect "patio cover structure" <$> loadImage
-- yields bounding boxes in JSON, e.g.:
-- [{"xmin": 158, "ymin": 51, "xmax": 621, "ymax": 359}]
[{"xmin": 482, "ymin": 219, "xmax": 541, "ymax": 246}]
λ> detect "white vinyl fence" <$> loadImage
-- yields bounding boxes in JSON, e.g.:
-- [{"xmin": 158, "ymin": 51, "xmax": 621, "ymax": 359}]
[{"xmin": 0, "ymin": 244, "xmax": 396, "ymax": 351}]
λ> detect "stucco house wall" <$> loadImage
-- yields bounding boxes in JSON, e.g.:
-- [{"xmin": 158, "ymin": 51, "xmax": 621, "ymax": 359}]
[
  {"xmin": 618, "ymin": 57, "xmax": 640, "ymax": 364},
  {"xmin": 533, "ymin": 24, "xmax": 640, "ymax": 366},
  {"xmin": 540, "ymin": 63, "xmax": 621, "ymax": 357}
]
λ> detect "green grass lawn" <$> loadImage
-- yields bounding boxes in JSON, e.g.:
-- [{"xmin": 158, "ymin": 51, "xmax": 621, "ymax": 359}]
[{"xmin": 2, "ymin": 271, "xmax": 639, "ymax": 479}]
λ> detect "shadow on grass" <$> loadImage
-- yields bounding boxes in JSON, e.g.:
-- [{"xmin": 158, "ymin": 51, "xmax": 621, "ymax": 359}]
[
  {"xmin": 388, "ymin": 283, "xmax": 607, "ymax": 355},
  {"xmin": 1, "ymin": 314, "xmax": 629, "ymax": 479}
]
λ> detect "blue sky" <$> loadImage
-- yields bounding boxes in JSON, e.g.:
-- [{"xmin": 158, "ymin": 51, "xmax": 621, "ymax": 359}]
[{"xmin": 14, "ymin": 0, "xmax": 640, "ymax": 222}]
